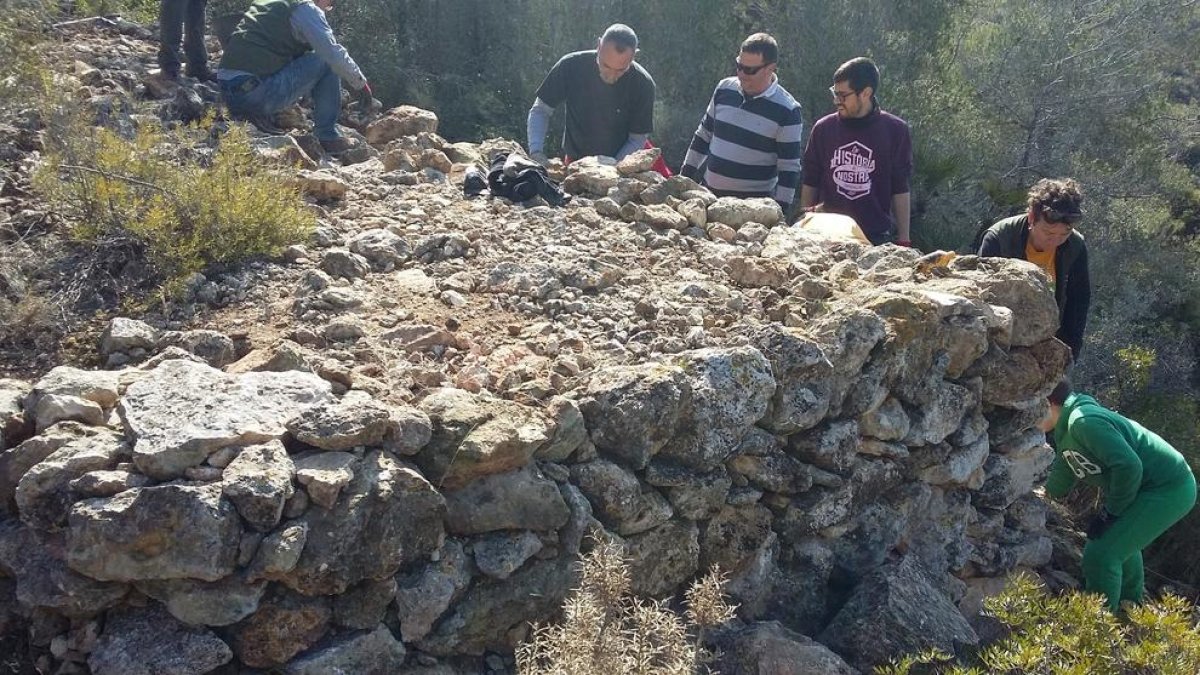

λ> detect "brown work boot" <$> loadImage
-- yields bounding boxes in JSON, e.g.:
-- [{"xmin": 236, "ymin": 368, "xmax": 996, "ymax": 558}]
[{"xmin": 319, "ymin": 136, "xmax": 356, "ymax": 155}]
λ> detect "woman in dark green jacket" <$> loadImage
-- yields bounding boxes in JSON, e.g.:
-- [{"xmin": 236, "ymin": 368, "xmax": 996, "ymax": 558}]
[{"xmin": 1040, "ymin": 380, "xmax": 1196, "ymax": 612}]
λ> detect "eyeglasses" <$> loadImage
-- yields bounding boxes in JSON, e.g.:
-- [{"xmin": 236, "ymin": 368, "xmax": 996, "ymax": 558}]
[
  {"xmin": 829, "ymin": 86, "xmax": 858, "ymax": 102},
  {"xmin": 735, "ymin": 60, "xmax": 771, "ymax": 75},
  {"xmin": 1042, "ymin": 206, "xmax": 1084, "ymax": 226}
]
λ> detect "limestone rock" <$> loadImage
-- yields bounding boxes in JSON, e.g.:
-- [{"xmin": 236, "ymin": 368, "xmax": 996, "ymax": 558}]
[
  {"xmin": 571, "ymin": 459, "xmax": 672, "ymax": 536},
  {"xmin": 820, "ymin": 556, "xmax": 978, "ymax": 672},
  {"xmin": 167, "ymin": 329, "xmax": 237, "ymax": 368},
  {"xmin": 712, "ymin": 621, "xmax": 860, "ymax": 675},
  {"xmin": 940, "ymin": 256, "xmax": 1061, "ymax": 347},
  {"xmin": 788, "ymin": 420, "xmax": 859, "ymax": 475},
  {"xmin": 975, "ymin": 438, "xmax": 1055, "ymax": 509},
  {"xmin": 616, "ymin": 147, "xmax": 660, "ymax": 175},
  {"xmin": 443, "ymin": 465, "xmax": 569, "ymax": 535},
  {"xmin": 472, "ymin": 530, "xmax": 544, "ymax": 579},
  {"xmin": 0, "ymin": 379, "xmax": 29, "ymax": 449},
  {"xmin": 333, "ymin": 577, "xmax": 398, "ymax": 630},
  {"xmin": 88, "ymin": 605, "xmax": 232, "ymax": 675},
  {"xmin": 707, "ymin": 197, "xmax": 782, "ymax": 228},
  {"xmin": 32, "ymin": 394, "xmax": 105, "ymax": 431},
  {"xmin": 859, "ymin": 397, "xmax": 910, "ymax": 442},
  {"xmin": 320, "ymin": 248, "xmax": 372, "ymax": 280},
  {"xmin": 968, "ymin": 339, "xmax": 1071, "ymax": 407},
  {"xmin": 66, "ymin": 484, "xmax": 242, "ymax": 582},
  {"xmin": 15, "ymin": 427, "xmax": 127, "ymax": 530},
  {"xmin": 0, "ymin": 422, "xmax": 103, "ymax": 510},
  {"xmin": 661, "ymin": 467, "xmax": 732, "ymax": 520},
  {"xmin": 294, "ymin": 451, "xmax": 357, "ymax": 509},
  {"xmin": 68, "ymin": 469, "xmax": 149, "ymax": 497},
  {"xmin": 279, "ymin": 451, "xmax": 444, "ymax": 596},
  {"xmin": 0, "ymin": 521, "xmax": 128, "ymax": 617},
  {"xmin": 562, "ymin": 163, "xmax": 620, "ymax": 197},
  {"xmin": 919, "ymin": 436, "xmax": 990, "ymax": 487},
  {"xmin": 288, "ymin": 390, "xmax": 394, "ymax": 451},
  {"xmin": 701, "ymin": 505, "xmax": 774, "ymax": 575},
  {"xmin": 383, "ymin": 405, "xmax": 433, "ymax": 456},
  {"xmin": 26, "ymin": 366, "xmax": 120, "ymax": 413},
  {"xmin": 535, "ymin": 396, "xmax": 586, "ymax": 462},
  {"xmin": 349, "ymin": 228, "xmax": 411, "ymax": 271},
  {"xmin": 627, "ymin": 520, "xmax": 700, "ymax": 597},
  {"xmin": 638, "ymin": 203, "xmax": 689, "ymax": 230},
  {"xmin": 415, "ymin": 388, "xmax": 550, "ymax": 490},
  {"xmin": 296, "ymin": 170, "xmax": 348, "ymax": 200},
  {"xmin": 283, "ymin": 625, "xmax": 407, "ymax": 674},
  {"xmin": 726, "ymin": 447, "xmax": 818, "ymax": 495},
  {"xmin": 118, "ymin": 359, "xmax": 332, "ymax": 479},
  {"xmin": 658, "ymin": 347, "xmax": 775, "ymax": 471},
  {"xmin": 903, "ymin": 380, "xmax": 974, "ymax": 446},
  {"xmin": 221, "ymin": 440, "xmax": 295, "ymax": 531},
  {"xmin": 136, "ymin": 574, "xmax": 267, "ymax": 626},
  {"xmin": 418, "ymin": 556, "xmax": 575, "ymax": 656},
  {"xmin": 246, "ymin": 522, "xmax": 308, "ymax": 583},
  {"xmin": 579, "ymin": 364, "xmax": 689, "ymax": 469},
  {"xmin": 231, "ymin": 587, "xmax": 331, "ymax": 668},
  {"xmin": 100, "ymin": 317, "xmax": 162, "ymax": 356},
  {"xmin": 395, "ymin": 540, "xmax": 472, "ymax": 643},
  {"xmin": 754, "ymin": 325, "xmax": 833, "ymax": 434},
  {"xmin": 365, "ymin": 106, "xmax": 439, "ymax": 146},
  {"xmin": 253, "ymin": 134, "xmax": 317, "ymax": 169}
]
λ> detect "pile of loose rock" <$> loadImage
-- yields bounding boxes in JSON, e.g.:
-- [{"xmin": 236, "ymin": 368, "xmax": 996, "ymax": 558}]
[
  {"xmin": 0, "ymin": 18, "xmax": 1077, "ymax": 675},
  {"xmin": 0, "ymin": 242, "xmax": 1070, "ymax": 673}
]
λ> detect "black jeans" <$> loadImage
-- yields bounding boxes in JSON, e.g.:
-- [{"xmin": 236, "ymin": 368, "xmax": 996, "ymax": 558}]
[{"xmin": 158, "ymin": 0, "xmax": 209, "ymax": 76}]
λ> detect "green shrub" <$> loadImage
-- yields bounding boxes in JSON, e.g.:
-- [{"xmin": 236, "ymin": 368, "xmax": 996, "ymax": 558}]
[
  {"xmin": 516, "ymin": 538, "xmax": 737, "ymax": 675},
  {"xmin": 879, "ymin": 573, "xmax": 1200, "ymax": 675},
  {"xmin": 35, "ymin": 121, "xmax": 314, "ymax": 292}
]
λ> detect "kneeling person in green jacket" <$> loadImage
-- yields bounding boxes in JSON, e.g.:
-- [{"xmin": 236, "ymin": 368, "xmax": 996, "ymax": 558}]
[{"xmin": 1039, "ymin": 380, "xmax": 1196, "ymax": 612}]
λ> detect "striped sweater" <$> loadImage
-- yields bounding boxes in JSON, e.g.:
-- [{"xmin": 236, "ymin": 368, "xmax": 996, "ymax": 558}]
[{"xmin": 681, "ymin": 76, "xmax": 804, "ymax": 208}]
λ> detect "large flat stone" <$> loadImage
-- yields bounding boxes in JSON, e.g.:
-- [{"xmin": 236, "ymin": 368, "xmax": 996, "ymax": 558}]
[
  {"xmin": 118, "ymin": 359, "xmax": 333, "ymax": 479},
  {"xmin": 65, "ymin": 484, "xmax": 243, "ymax": 582}
]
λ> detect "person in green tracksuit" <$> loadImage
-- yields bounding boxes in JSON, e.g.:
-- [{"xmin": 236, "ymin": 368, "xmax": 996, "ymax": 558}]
[{"xmin": 1039, "ymin": 380, "xmax": 1196, "ymax": 612}]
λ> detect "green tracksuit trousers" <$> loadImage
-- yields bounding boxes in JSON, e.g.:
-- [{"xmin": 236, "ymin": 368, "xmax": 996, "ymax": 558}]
[{"xmin": 1081, "ymin": 473, "xmax": 1196, "ymax": 611}]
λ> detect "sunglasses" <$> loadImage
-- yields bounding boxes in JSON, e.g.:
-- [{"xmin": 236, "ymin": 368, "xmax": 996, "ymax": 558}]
[
  {"xmin": 734, "ymin": 60, "xmax": 772, "ymax": 75},
  {"xmin": 829, "ymin": 86, "xmax": 858, "ymax": 102},
  {"xmin": 1042, "ymin": 207, "xmax": 1083, "ymax": 226}
]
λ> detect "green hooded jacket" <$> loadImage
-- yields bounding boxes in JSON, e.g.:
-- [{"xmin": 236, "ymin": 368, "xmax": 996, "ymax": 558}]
[{"xmin": 1046, "ymin": 393, "xmax": 1192, "ymax": 515}]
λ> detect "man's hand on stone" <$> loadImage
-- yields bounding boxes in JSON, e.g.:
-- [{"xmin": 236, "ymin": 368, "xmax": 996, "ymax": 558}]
[{"xmin": 356, "ymin": 82, "xmax": 381, "ymax": 113}]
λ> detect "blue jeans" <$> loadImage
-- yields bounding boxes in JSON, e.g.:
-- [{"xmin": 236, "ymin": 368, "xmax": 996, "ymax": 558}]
[{"xmin": 221, "ymin": 54, "xmax": 341, "ymax": 140}]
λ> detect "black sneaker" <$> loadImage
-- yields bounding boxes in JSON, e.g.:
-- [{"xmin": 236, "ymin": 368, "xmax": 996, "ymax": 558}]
[{"xmin": 186, "ymin": 67, "xmax": 216, "ymax": 82}]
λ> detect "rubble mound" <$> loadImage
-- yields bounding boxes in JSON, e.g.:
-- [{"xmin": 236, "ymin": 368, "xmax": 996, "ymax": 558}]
[{"xmin": 0, "ymin": 17, "xmax": 1072, "ymax": 675}]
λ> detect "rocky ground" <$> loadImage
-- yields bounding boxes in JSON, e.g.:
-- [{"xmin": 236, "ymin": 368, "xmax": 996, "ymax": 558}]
[{"xmin": 0, "ymin": 15, "xmax": 1087, "ymax": 675}]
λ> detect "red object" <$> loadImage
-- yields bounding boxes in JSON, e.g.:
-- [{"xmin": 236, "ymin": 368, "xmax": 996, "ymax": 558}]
[
  {"xmin": 362, "ymin": 81, "xmax": 373, "ymax": 95},
  {"xmin": 563, "ymin": 140, "xmax": 673, "ymax": 178},
  {"xmin": 896, "ymin": 239, "xmax": 913, "ymax": 247},
  {"xmin": 644, "ymin": 140, "xmax": 673, "ymax": 178}
]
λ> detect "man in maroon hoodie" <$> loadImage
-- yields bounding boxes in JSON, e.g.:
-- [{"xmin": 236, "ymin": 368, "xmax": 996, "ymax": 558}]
[{"xmin": 799, "ymin": 57, "xmax": 913, "ymax": 246}]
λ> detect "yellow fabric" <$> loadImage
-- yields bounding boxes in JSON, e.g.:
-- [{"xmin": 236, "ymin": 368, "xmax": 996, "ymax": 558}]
[
  {"xmin": 796, "ymin": 213, "xmax": 870, "ymax": 244},
  {"xmin": 1025, "ymin": 240, "xmax": 1057, "ymax": 289}
]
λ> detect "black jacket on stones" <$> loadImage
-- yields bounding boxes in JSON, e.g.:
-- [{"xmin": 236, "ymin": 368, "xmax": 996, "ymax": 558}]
[{"xmin": 978, "ymin": 214, "xmax": 1090, "ymax": 359}]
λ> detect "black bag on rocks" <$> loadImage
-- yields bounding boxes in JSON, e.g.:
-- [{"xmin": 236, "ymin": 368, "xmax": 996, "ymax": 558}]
[{"xmin": 485, "ymin": 152, "xmax": 570, "ymax": 207}]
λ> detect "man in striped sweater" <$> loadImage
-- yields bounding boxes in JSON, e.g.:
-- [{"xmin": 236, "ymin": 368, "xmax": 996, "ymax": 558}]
[{"xmin": 680, "ymin": 33, "xmax": 804, "ymax": 217}]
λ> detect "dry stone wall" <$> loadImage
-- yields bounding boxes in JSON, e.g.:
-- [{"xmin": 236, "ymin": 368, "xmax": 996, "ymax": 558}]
[{"xmin": 0, "ymin": 240, "xmax": 1069, "ymax": 674}]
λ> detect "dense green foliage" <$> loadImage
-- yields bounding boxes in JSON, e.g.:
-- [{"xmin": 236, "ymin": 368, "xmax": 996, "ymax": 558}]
[
  {"xmin": 879, "ymin": 573, "xmax": 1200, "ymax": 674},
  {"xmin": 35, "ymin": 121, "xmax": 314, "ymax": 292}
]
